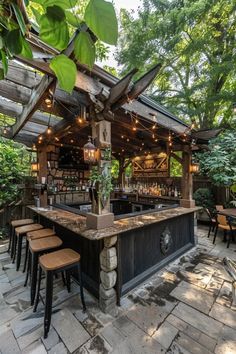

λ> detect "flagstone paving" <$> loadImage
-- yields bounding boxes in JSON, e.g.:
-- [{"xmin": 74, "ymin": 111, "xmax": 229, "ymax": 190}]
[{"xmin": 0, "ymin": 224, "xmax": 236, "ymax": 353}]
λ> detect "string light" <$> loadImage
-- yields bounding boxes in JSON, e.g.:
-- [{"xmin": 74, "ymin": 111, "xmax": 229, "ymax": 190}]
[
  {"xmin": 132, "ymin": 126, "xmax": 137, "ymax": 131},
  {"xmin": 152, "ymin": 124, "xmax": 156, "ymax": 130},
  {"xmin": 127, "ymin": 138, "xmax": 130, "ymax": 142},
  {"xmin": 3, "ymin": 127, "xmax": 7, "ymax": 134},
  {"xmin": 77, "ymin": 117, "xmax": 83, "ymax": 124},
  {"xmin": 55, "ymin": 137, "xmax": 59, "ymax": 142},
  {"xmin": 142, "ymin": 142, "xmax": 144, "ymax": 146},
  {"xmin": 121, "ymin": 135, "xmax": 124, "ymax": 139},
  {"xmin": 46, "ymin": 126, "xmax": 52, "ymax": 135},
  {"xmin": 135, "ymin": 118, "xmax": 139, "ymax": 124},
  {"xmin": 38, "ymin": 135, "xmax": 43, "ymax": 141}
]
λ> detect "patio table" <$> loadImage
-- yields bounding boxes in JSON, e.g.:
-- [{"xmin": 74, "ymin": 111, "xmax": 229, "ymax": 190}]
[{"xmin": 219, "ymin": 208, "xmax": 236, "ymax": 218}]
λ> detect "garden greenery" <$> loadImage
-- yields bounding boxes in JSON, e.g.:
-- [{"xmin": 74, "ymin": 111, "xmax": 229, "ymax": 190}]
[{"xmin": 0, "ymin": 0, "xmax": 118, "ymax": 93}]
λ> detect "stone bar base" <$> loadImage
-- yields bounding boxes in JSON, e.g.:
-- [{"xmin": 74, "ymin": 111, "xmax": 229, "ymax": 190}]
[
  {"xmin": 86, "ymin": 212, "xmax": 114, "ymax": 230},
  {"xmin": 99, "ymin": 235, "xmax": 118, "ymax": 316},
  {"xmin": 180, "ymin": 199, "xmax": 196, "ymax": 208}
]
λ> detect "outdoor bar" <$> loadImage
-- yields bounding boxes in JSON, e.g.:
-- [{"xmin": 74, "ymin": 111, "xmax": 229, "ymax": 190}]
[{"xmin": 0, "ymin": 40, "xmax": 203, "ymax": 314}]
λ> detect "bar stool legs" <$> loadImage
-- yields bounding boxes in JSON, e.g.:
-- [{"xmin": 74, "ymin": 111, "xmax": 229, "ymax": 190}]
[
  {"xmin": 44, "ymin": 271, "xmax": 53, "ymax": 338},
  {"xmin": 16, "ymin": 235, "xmax": 23, "ymax": 271},
  {"xmin": 78, "ymin": 263, "xmax": 86, "ymax": 312}
]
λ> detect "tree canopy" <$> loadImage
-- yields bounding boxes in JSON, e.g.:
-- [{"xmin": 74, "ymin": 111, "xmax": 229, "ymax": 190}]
[{"xmin": 117, "ymin": 0, "xmax": 236, "ymax": 129}]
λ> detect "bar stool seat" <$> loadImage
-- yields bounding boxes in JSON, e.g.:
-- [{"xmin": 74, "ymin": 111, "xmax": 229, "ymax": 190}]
[
  {"xmin": 27, "ymin": 228, "xmax": 55, "ymax": 241},
  {"xmin": 9, "ymin": 219, "xmax": 34, "ymax": 257},
  {"xmin": 34, "ymin": 248, "xmax": 86, "ymax": 338},
  {"xmin": 30, "ymin": 236, "xmax": 62, "ymax": 253},
  {"xmin": 28, "ymin": 236, "xmax": 62, "ymax": 306},
  {"xmin": 40, "ymin": 248, "xmax": 81, "ymax": 271},
  {"xmin": 23, "ymin": 229, "xmax": 55, "ymax": 275},
  {"xmin": 11, "ymin": 219, "xmax": 34, "ymax": 228},
  {"xmin": 15, "ymin": 224, "xmax": 43, "ymax": 271}
]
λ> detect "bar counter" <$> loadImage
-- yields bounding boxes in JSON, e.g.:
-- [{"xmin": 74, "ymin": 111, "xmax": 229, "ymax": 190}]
[{"xmin": 28, "ymin": 205, "xmax": 199, "ymax": 310}]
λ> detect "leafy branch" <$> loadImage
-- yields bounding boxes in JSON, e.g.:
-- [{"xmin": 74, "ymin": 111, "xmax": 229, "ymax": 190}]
[{"xmin": 0, "ymin": 0, "xmax": 118, "ymax": 92}]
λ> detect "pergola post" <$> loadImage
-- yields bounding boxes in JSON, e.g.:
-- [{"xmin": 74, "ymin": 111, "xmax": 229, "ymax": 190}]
[
  {"xmin": 180, "ymin": 146, "xmax": 195, "ymax": 208},
  {"xmin": 37, "ymin": 145, "xmax": 48, "ymax": 208},
  {"xmin": 86, "ymin": 119, "xmax": 114, "ymax": 229}
]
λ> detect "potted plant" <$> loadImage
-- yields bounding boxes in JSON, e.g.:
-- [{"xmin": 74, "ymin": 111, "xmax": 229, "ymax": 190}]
[{"xmin": 193, "ymin": 188, "xmax": 215, "ymax": 221}]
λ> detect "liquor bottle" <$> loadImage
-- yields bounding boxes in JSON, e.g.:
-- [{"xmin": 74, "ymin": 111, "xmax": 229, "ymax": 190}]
[{"xmin": 174, "ymin": 187, "xmax": 178, "ymax": 198}]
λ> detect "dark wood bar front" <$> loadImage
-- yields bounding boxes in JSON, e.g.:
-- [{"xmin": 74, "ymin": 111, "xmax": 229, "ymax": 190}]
[{"xmin": 28, "ymin": 205, "xmax": 198, "ymax": 312}]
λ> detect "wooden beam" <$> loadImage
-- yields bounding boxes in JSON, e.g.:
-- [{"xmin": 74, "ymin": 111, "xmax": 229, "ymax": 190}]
[
  {"xmin": 0, "ymin": 97, "xmax": 61, "ymax": 126},
  {"xmin": 170, "ymin": 152, "xmax": 183, "ymax": 165},
  {"xmin": 12, "ymin": 75, "xmax": 54, "ymax": 137},
  {"xmin": 112, "ymin": 64, "xmax": 161, "ymax": 111},
  {"xmin": 104, "ymin": 69, "xmax": 137, "ymax": 109}
]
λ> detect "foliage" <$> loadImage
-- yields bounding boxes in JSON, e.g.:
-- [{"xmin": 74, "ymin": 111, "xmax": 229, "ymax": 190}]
[
  {"xmin": 0, "ymin": 137, "xmax": 31, "ymax": 208},
  {"xmin": 0, "ymin": 0, "xmax": 118, "ymax": 93},
  {"xmin": 117, "ymin": 0, "xmax": 236, "ymax": 129},
  {"xmin": 89, "ymin": 164, "xmax": 113, "ymax": 200},
  {"xmin": 193, "ymin": 188, "xmax": 215, "ymax": 210},
  {"xmin": 196, "ymin": 130, "xmax": 236, "ymax": 187},
  {"xmin": 170, "ymin": 152, "xmax": 182, "ymax": 177}
]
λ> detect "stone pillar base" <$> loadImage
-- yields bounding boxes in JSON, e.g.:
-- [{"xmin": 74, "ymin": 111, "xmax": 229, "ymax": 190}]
[
  {"xmin": 86, "ymin": 212, "xmax": 114, "ymax": 230},
  {"xmin": 180, "ymin": 199, "xmax": 196, "ymax": 208}
]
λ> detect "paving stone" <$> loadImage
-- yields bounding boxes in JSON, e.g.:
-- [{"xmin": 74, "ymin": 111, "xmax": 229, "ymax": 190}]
[
  {"xmin": 78, "ymin": 335, "xmax": 112, "ymax": 354},
  {"xmin": 172, "ymin": 302, "xmax": 223, "ymax": 339},
  {"xmin": 0, "ymin": 323, "xmax": 11, "ymax": 336},
  {"xmin": 170, "ymin": 281, "xmax": 215, "ymax": 314},
  {"xmin": 22, "ymin": 339, "xmax": 47, "ymax": 354},
  {"xmin": 209, "ymin": 302, "xmax": 236, "ymax": 329},
  {"xmin": 198, "ymin": 333, "xmax": 216, "ymax": 352},
  {"xmin": 127, "ymin": 300, "xmax": 175, "ymax": 336},
  {"xmin": 92, "ymin": 311, "xmax": 113, "ymax": 327},
  {"xmin": 113, "ymin": 315, "xmax": 141, "ymax": 336},
  {"xmin": 152, "ymin": 320, "xmax": 178, "ymax": 349},
  {"xmin": 168, "ymin": 341, "xmax": 191, "ymax": 354},
  {"xmin": 83, "ymin": 315, "xmax": 103, "ymax": 336},
  {"xmin": 11, "ymin": 308, "xmax": 44, "ymax": 338},
  {"xmin": 48, "ymin": 342, "xmax": 68, "ymax": 354},
  {"xmin": 178, "ymin": 269, "xmax": 212, "ymax": 288},
  {"xmin": 214, "ymin": 326, "xmax": 236, "ymax": 354},
  {"xmin": 175, "ymin": 332, "xmax": 213, "ymax": 354},
  {"xmin": 205, "ymin": 276, "xmax": 223, "ymax": 295},
  {"xmin": 216, "ymin": 281, "xmax": 232, "ymax": 307},
  {"xmin": 41, "ymin": 327, "xmax": 59, "ymax": 351},
  {"xmin": 0, "ymin": 281, "xmax": 12, "ymax": 295},
  {"xmin": 100, "ymin": 324, "xmax": 126, "ymax": 348},
  {"xmin": 18, "ymin": 326, "xmax": 44, "ymax": 350},
  {"xmin": 52, "ymin": 308, "xmax": 90, "ymax": 353},
  {"xmin": 74, "ymin": 309, "xmax": 89, "ymax": 323},
  {"xmin": 0, "ymin": 329, "xmax": 21, "ymax": 354},
  {"xmin": 0, "ymin": 301, "xmax": 18, "ymax": 326},
  {"xmin": 166, "ymin": 314, "xmax": 201, "ymax": 343}
]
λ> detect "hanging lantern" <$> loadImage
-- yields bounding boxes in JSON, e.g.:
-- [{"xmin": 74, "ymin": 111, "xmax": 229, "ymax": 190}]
[
  {"xmin": 190, "ymin": 162, "xmax": 200, "ymax": 174},
  {"xmin": 31, "ymin": 160, "xmax": 39, "ymax": 172},
  {"xmin": 83, "ymin": 136, "xmax": 97, "ymax": 164}
]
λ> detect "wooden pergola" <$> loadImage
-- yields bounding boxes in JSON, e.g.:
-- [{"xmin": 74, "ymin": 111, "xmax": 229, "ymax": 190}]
[{"xmin": 0, "ymin": 28, "xmax": 213, "ymax": 227}]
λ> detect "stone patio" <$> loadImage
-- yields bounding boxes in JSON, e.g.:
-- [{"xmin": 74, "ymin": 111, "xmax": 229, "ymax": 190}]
[{"xmin": 0, "ymin": 225, "xmax": 236, "ymax": 354}]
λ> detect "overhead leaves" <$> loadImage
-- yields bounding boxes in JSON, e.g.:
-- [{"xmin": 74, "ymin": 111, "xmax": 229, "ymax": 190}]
[
  {"xmin": 32, "ymin": 0, "xmax": 78, "ymax": 9},
  {"xmin": 31, "ymin": 7, "xmax": 42, "ymax": 25},
  {"xmin": 0, "ymin": 69, "xmax": 4, "ymax": 80},
  {"xmin": 65, "ymin": 10, "xmax": 80, "ymax": 27},
  {"xmin": 0, "ymin": 35, "xmax": 3, "ymax": 49},
  {"xmin": 11, "ymin": 3, "xmax": 27, "ymax": 35},
  {"xmin": 84, "ymin": 0, "xmax": 118, "ymax": 45},
  {"xmin": 50, "ymin": 54, "xmax": 77, "ymax": 93},
  {"xmin": 39, "ymin": 6, "xmax": 69, "ymax": 50},
  {"xmin": 20, "ymin": 38, "xmax": 33, "ymax": 59},
  {"xmin": 5, "ymin": 29, "xmax": 22, "ymax": 55},
  {"xmin": 74, "ymin": 31, "xmax": 95, "ymax": 68},
  {"xmin": 0, "ymin": 50, "xmax": 8, "ymax": 76}
]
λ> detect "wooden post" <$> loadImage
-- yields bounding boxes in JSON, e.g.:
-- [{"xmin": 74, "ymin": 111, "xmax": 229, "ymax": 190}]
[
  {"xmin": 180, "ymin": 146, "xmax": 195, "ymax": 208},
  {"xmin": 37, "ymin": 144, "xmax": 48, "ymax": 208},
  {"xmin": 86, "ymin": 119, "xmax": 114, "ymax": 229}
]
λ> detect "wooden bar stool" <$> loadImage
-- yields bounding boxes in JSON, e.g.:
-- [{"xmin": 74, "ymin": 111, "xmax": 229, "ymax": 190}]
[
  {"xmin": 9, "ymin": 219, "xmax": 34, "ymax": 258},
  {"xmin": 23, "ymin": 228, "xmax": 56, "ymax": 274},
  {"xmin": 29, "ymin": 236, "xmax": 62, "ymax": 306},
  {"xmin": 34, "ymin": 248, "xmax": 86, "ymax": 338},
  {"xmin": 15, "ymin": 224, "xmax": 43, "ymax": 271}
]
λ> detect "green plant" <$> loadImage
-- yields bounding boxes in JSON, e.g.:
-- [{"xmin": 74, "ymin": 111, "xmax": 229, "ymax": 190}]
[
  {"xmin": 90, "ymin": 164, "xmax": 113, "ymax": 201},
  {"xmin": 0, "ymin": 137, "xmax": 31, "ymax": 208},
  {"xmin": 193, "ymin": 188, "xmax": 215, "ymax": 210},
  {"xmin": 0, "ymin": 0, "xmax": 118, "ymax": 93}
]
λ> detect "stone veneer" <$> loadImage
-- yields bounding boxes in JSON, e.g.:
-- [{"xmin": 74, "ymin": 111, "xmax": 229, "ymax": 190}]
[{"xmin": 99, "ymin": 235, "xmax": 118, "ymax": 315}]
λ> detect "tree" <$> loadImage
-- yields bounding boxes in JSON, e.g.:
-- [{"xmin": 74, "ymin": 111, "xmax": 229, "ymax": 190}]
[
  {"xmin": 0, "ymin": 137, "xmax": 31, "ymax": 208},
  {"xmin": 0, "ymin": 0, "xmax": 118, "ymax": 93},
  {"xmin": 196, "ymin": 130, "xmax": 236, "ymax": 188},
  {"xmin": 117, "ymin": 0, "xmax": 236, "ymax": 129}
]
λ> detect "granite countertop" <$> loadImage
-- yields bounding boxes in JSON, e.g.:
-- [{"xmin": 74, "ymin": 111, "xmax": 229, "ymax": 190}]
[{"xmin": 28, "ymin": 206, "xmax": 200, "ymax": 241}]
